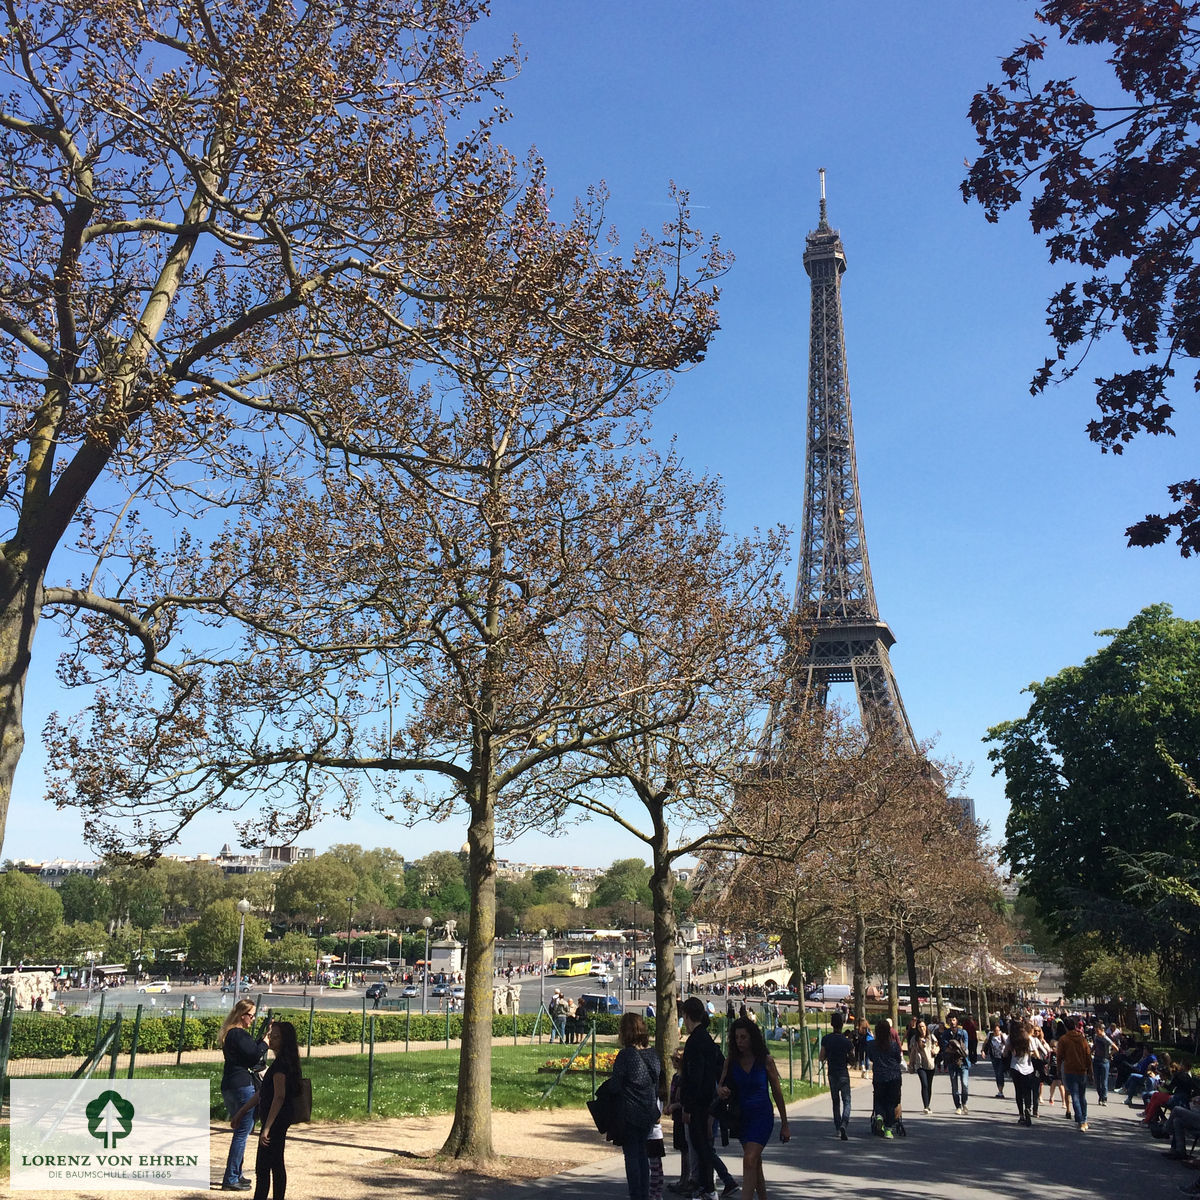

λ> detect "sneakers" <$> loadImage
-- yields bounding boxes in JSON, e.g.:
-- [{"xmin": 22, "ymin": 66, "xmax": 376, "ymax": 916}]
[
  {"xmin": 839, "ymin": 1125, "xmax": 848, "ymax": 1141},
  {"xmin": 954, "ymin": 1106, "xmax": 962, "ymax": 1115},
  {"xmin": 872, "ymin": 1114, "xmax": 885, "ymax": 1136},
  {"xmin": 221, "ymin": 1183, "xmax": 252, "ymax": 1193},
  {"xmin": 961, "ymin": 1104, "xmax": 969, "ymax": 1115},
  {"xmin": 996, "ymin": 1091, "xmax": 1006, "ymax": 1099},
  {"xmin": 923, "ymin": 1107, "xmax": 931, "ymax": 1115},
  {"xmin": 1079, "ymin": 1122, "xmax": 1089, "ymax": 1132},
  {"xmin": 882, "ymin": 1128, "xmax": 894, "ymax": 1139},
  {"xmin": 721, "ymin": 1184, "xmax": 740, "ymax": 1197}
]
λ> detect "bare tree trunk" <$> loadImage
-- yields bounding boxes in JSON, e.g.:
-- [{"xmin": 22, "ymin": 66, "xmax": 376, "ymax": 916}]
[
  {"xmin": 902, "ymin": 926, "xmax": 921, "ymax": 1019},
  {"xmin": 0, "ymin": 570, "xmax": 41, "ymax": 854},
  {"xmin": 648, "ymin": 812, "xmax": 679, "ymax": 1073},
  {"xmin": 885, "ymin": 926, "xmax": 898, "ymax": 1028},
  {"xmin": 852, "ymin": 911, "xmax": 867, "ymax": 1020},
  {"xmin": 440, "ymin": 781, "xmax": 496, "ymax": 1161}
]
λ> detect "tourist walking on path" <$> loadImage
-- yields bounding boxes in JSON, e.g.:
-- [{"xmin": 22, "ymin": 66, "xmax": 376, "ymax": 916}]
[
  {"xmin": 218, "ymin": 999, "xmax": 268, "ymax": 1192},
  {"xmin": 982, "ymin": 1020, "xmax": 1008, "ymax": 1099},
  {"xmin": 1007, "ymin": 1020, "xmax": 1037, "ymax": 1125},
  {"xmin": 718, "ymin": 1018, "xmax": 790, "ymax": 1200},
  {"xmin": 1056, "ymin": 1015, "xmax": 1093, "ymax": 1131},
  {"xmin": 941, "ymin": 1013, "xmax": 970, "ymax": 1115},
  {"xmin": 906, "ymin": 1018, "xmax": 937, "ymax": 1114},
  {"xmin": 612, "ymin": 1012, "xmax": 662, "ymax": 1200},
  {"xmin": 1029, "ymin": 1022, "xmax": 1051, "ymax": 1116},
  {"xmin": 867, "ymin": 1018, "xmax": 905, "ymax": 1137},
  {"xmin": 819, "ymin": 1011, "xmax": 853, "ymax": 1138}
]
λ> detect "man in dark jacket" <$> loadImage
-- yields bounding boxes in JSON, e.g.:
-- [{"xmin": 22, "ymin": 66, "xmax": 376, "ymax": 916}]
[{"xmin": 681, "ymin": 996, "xmax": 722, "ymax": 1200}]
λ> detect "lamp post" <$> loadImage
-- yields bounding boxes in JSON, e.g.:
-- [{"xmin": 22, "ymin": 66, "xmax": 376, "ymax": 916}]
[
  {"xmin": 631, "ymin": 899, "xmax": 639, "ymax": 1000},
  {"xmin": 539, "ymin": 929, "xmax": 548, "ymax": 1013},
  {"xmin": 0, "ymin": 929, "xmax": 6, "ymax": 967},
  {"xmin": 233, "ymin": 898, "xmax": 251, "ymax": 1002},
  {"xmin": 421, "ymin": 916, "xmax": 433, "ymax": 1015},
  {"xmin": 345, "ymin": 896, "xmax": 355, "ymax": 976}
]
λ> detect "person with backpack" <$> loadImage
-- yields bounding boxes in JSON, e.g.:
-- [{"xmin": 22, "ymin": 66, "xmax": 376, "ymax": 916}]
[
  {"xmin": 940, "ymin": 1012, "xmax": 971, "ymax": 1114},
  {"xmin": 613, "ymin": 1012, "xmax": 662, "ymax": 1200}
]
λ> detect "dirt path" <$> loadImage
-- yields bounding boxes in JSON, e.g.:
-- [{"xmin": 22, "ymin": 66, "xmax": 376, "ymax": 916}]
[{"xmin": 9, "ymin": 1103, "xmax": 621, "ymax": 1200}]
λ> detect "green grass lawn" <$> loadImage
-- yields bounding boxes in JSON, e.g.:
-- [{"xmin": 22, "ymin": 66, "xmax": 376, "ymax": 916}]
[{"xmin": 135, "ymin": 1043, "xmax": 612, "ymax": 1122}]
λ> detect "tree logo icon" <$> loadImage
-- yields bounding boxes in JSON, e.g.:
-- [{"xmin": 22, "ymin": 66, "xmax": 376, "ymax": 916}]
[{"xmin": 85, "ymin": 1089, "xmax": 136, "ymax": 1148}]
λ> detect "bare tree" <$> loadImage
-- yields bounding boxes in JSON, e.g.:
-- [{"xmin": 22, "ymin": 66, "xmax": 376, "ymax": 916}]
[
  {"xmin": 0, "ymin": 0, "xmax": 530, "ymax": 852},
  {"xmin": 49, "ymin": 192, "xmax": 726, "ymax": 1159}
]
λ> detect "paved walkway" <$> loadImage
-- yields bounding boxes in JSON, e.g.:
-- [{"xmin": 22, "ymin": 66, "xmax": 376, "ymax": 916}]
[{"xmin": 498, "ymin": 1065, "xmax": 1191, "ymax": 1200}]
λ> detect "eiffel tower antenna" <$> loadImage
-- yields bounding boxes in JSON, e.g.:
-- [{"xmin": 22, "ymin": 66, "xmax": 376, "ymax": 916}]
[{"xmin": 762, "ymin": 173, "xmax": 916, "ymax": 757}]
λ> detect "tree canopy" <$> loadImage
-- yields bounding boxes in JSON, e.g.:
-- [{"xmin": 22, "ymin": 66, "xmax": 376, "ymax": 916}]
[
  {"xmin": 989, "ymin": 604, "xmax": 1200, "ymax": 965},
  {"xmin": 963, "ymin": 0, "xmax": 1200, "ymax": 554}
]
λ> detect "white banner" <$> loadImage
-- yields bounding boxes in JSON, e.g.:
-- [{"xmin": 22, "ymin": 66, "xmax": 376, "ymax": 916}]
[{"xmin": 11, "ymin": 1080, "xmax": 210, "ymax": 1191}]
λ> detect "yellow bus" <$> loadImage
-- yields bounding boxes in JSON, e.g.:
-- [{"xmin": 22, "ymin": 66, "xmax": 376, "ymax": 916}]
[{"xmin": 553, "ymin": 953, "xmax": 593, "ymax": 976}]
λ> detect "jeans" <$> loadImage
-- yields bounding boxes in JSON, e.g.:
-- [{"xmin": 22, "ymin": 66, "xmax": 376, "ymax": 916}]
[
  {"xmin": 991, "ymin": 1058, "xmax": 1006, "ymax": 1094},
  {"xmin": 950, "ymin": 1064, "xmax": 970, "ymax": 1109},
  {"xmin": 915, "ymin": 1067, "xmax": 934, "ymax": 1110},
  {"xmin": 222, "ymin": 1083, "xmax": 257, "ymax": 1185},
  {"xmin": 1171, "ymin": 1105, "xmax": 1200, "ymax": 1152},
  {"xmin": 830, "ymin": 1072, "xmax": 852, "ymax": 1129},
  {"xmin": 622, "ymin": 1131, "xmax": 651, "ymax": 1200},
  {"xmin": 1063, "ymin": 1072, "xmax": 1088, "ymax": 1125},
  {"xmin": 1094, "ymin": 1058, "xmax": 1110, "ymax": 1102}
]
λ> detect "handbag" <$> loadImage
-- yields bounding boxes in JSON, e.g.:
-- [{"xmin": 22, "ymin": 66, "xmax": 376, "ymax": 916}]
[
  {"xmin": 291, "ymin": 1076, "xmax": 312, "ymax": 1123},
  {"xmin": 587, "ymin": 1076, "xmax": 626, "ymax": 1145}
]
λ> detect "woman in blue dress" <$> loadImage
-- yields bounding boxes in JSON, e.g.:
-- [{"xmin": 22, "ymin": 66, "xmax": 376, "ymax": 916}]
[{"xmin": 717, "ymin": 1017, "xmax": 790, "ymax": 1200}]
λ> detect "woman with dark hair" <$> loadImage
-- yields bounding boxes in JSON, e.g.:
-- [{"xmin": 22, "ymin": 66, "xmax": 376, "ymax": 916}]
[
  {"xmin": 718, "ymin": 1017, "xmax": 790, "ymax": 1200},
  {"xmin": 612, "ymin": 1012, "xmax": 661, "ymax": 1200},
  {"xmin": 1008, "ymin": 1020, "xmax": 1037, "ymax": 1125},
  {"xmin": 906, "ymin": 1018, "xmax": 937, "ymax": 1114},
  {"xmin": 233, "ymin": 1021, "xmax": 301, "ymax": 1200},
  {"xmin": 868, "ymin": 1018, "xmax": 905, "ymax": 1137}
]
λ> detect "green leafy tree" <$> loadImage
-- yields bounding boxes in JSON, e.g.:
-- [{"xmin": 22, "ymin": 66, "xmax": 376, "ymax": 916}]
[
  {"xmin": 268, "ymin": 931, "xmax": 317, "ymax": 972},
  {"xmin": 990, "ymin": 605, "xmax": 1200, "ymax": 949},
  {"xmin": 0, "ymin": 871, "xmax": 63, "ymax": 960},
  {"xmin": 589, "ymin": 859, "xmax": 653, "ymax": 910},
  {"xmin": 273, "ymin": 855, "xmax": 359, "ymax": 926},
  {"xmin": 49, "ymin": 920, "xmax": 110, "ymax": 963},
  {"xmin": 186, "ymin": 899, "xmax": 267, "ymax": 973},
  {"xmin": 963, "ymin": 0, "xmax": 1200, "ymax": 554},
  {"xmin": 57, "ymin": 874, "xmax": 111, "ymax": 926}
]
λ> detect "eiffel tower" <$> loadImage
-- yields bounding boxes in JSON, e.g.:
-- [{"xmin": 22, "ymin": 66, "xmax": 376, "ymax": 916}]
[{"xmin": 762, "ymin": 171, "xmax": 916, "ymax": 756}]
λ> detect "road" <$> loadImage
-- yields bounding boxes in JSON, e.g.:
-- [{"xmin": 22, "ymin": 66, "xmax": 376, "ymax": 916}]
[{"xmin": 59, "ymin": 967, "xmax": 659, "ymax": 1019}]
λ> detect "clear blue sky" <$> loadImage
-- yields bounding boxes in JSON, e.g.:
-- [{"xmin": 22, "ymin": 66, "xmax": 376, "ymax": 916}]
[{"xmin": 8, "ymin": 2, "xmax": 1196, "ymax": 869}]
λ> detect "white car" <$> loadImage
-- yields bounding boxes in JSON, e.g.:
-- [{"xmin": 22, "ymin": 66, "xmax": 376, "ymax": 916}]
[
  {"xmin": 137, "ymin": 981, "xmax": 171, "ymax": 994},
  {"xmin": 449, "ymin": 985, "xmax": 465, "ymax": 999}
]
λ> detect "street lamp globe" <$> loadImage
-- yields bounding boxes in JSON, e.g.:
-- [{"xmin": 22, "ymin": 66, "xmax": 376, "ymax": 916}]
[{"xmin": 237, "ymin": 898, "xmax": 251, "ymax": 916}]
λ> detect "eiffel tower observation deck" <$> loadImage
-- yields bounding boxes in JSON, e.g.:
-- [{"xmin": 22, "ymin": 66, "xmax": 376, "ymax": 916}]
[{"xmin": 763, "ymin": 171, "xmax": 917, "ymax": 754}]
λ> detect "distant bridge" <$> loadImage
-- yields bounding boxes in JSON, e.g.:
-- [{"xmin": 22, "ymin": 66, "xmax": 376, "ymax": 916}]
[{"xmin": 687, "ymin": 956, "xmax": 792, "ymax": 992}]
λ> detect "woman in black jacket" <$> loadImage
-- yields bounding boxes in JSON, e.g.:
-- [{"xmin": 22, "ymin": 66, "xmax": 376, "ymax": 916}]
[{"xmin": 218, "ymin": 1000, "xmax": 268, "ymax": 1191}]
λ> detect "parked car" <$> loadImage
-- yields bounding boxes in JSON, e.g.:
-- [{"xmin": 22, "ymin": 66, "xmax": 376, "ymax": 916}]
[
  {"xmin": 137, "ymin": 981, "xmax": 171, "ymax": 994},
  {"xmin": 767, "ymin": 988, "xmax": 797, "ymax": 1001},
  {"xmin": 579, "ymin": 992, "xmax": 621, "ymax": 1014},
  {"xmin": 365, "ymin": 983, "xmax": 388, "ymax": 999},
  {"xmin": 401, "ymin": 985, "xmax": 419, "ymax": 998},
  {"xmin": 449, "ymin": 985, "xmax": 465, "ymax": 999},
  {"xmin": 431, "ymin": 983, "xmax": 449, "ymax": 997},
  {"xmin": 220, "ymin": 979, "xmax": 252, "ymax": 994}
]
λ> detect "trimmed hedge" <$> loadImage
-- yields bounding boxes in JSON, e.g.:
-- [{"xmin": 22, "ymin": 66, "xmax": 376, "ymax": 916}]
[{"xmin": 7, "ymin": 1008, "xmax": 624, "ymax": 1061}]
